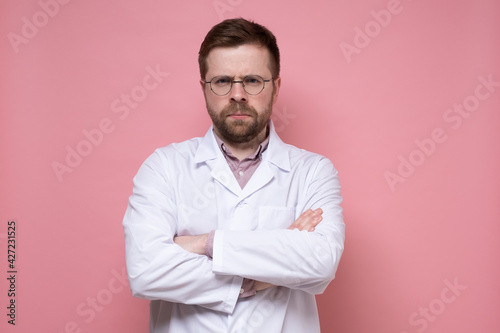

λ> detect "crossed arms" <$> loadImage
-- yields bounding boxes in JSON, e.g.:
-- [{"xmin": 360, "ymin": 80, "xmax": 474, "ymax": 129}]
[
  {"xmin": 123, "ymin": 151, "xmax": 344, "ymax": 314},
  {"xmin": 174, "ymin": 208, "xmax": 324, "ymax": 292}
]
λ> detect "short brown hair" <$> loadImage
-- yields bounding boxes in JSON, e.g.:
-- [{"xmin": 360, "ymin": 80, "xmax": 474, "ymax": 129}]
[{"xmin": 198, "ymin": 18, "xmax": 280, "ymax": 79}]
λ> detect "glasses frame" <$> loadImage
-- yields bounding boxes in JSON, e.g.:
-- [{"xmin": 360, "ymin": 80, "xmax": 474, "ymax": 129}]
[{"xmin": 203, "ymin": 75, "xmax": 273, "ymax": 96}]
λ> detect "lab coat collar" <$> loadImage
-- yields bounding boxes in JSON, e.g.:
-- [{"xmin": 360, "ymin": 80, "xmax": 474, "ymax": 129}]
[
  {"xmin": 194, "ymin": 126, "xmax": 220, "ymax": 164},
  {"xmin": 264, "ymin": 121, "xmax": 291, "ymax": 172},
  {"xmin": 194, "ymin": 120, "xmax": 290, "ymax": 172},
  {"xmin": 193, "ymin": 121, "xmax": 291, "ymax": 197}
]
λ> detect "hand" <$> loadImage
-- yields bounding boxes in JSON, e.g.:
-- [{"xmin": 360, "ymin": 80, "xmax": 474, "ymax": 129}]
[
  {"xmin": 287, "ymin": 208, "xmax": 323, "ymax": 232},
  {"xmin": 254, "ymin": 281, "xmax": 274, "ymax": 291},
  {"xmin": 174, "ymin": 234, "xmax": 208, "ymax": 255}
]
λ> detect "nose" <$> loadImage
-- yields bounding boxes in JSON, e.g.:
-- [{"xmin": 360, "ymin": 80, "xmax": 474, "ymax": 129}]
[{"xmin": 229, "ymin": 81, "xmax": 248, "ymax": 103}]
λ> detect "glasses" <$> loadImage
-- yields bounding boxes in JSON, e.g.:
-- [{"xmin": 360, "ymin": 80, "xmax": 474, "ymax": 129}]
[{"xmin": 204, "ymin": 75, "xmax": 272, "ymax": 96}]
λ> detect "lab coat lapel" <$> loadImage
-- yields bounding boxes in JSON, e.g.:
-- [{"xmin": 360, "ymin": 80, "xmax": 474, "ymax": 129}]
[
  {"xmin": 194, "ymin": 122, "xmax": 291, "ymax": 199},
  {"xmin": 194, "ymin": 127, "xmax": 242, "ymax": 197},
  {"xmin": 240, "ymin": 121, "xmax": 291, "ymax": 199},
  {"xmin": 210, "ymin": 158, "xmax": 242, "ymax": 196},
  {"xmin": 240, "ymin": 160, "xmax": 273, "ymax": 199}
]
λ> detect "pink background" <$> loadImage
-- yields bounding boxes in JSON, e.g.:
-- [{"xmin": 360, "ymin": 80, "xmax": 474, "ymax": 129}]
[{"xmin": 1, "ymin": 0, "xmax": 499, "ymax": 332}]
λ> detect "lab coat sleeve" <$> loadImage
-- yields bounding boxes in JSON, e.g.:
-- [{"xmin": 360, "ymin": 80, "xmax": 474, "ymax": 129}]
[
  {"xmin": 123, "ymin": 150, "xmax": 243, "ymax": 314},
  {"xmin": 212, "ymin": 157, "xmax": 345, "ymax": 294}
]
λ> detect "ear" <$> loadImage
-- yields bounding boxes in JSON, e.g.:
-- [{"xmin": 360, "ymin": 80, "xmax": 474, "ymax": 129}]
[{"xmin": 272, "ymin": 77, "xmax": 281, "ymax": 104}]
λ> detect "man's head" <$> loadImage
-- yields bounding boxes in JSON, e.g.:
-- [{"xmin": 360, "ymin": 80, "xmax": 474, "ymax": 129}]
[
  {"xmin": 198, "ymin": 18, "xmax": 280, "ymax": 80},
  {"xmin": 199, "ymin": 18, "xmax": 281, "ymax": 145}
]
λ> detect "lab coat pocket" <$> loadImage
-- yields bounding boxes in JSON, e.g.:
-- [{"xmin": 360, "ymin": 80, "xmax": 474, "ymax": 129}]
[{"xmin": 258, "ymin": 206, "xmax": 296, "ymax": 230}]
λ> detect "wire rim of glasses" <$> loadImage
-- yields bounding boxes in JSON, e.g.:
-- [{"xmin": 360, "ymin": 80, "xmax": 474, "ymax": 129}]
[{"xmin": 205, "ymin": 75, "xmax": 272, "ymax": 96}]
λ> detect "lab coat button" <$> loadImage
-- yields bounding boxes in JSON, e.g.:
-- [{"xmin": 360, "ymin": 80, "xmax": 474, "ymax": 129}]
[{"xmin": 240, "ymin": 288, "xmax": 244, "ymax": 294}]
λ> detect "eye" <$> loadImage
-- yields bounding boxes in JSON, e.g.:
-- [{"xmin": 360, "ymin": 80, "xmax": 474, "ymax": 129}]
[
  {"xmin": 213, "ymin": 76, "xmax": 231, "ymax": 86},
  {"xmin": 244, "ymin": 76, "xmax": 263, "ymax": 85}
]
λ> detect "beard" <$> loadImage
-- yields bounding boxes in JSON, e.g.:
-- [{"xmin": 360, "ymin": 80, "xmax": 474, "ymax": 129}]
[{"xmin": 206, "ymin": 99, "xmax": 273, "ymax": 144}]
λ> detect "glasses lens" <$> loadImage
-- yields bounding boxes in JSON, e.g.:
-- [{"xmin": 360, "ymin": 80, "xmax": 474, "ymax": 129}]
[
  {"xmin": 210, "ymin": 76, "xmax": 231, "ymax": 95},
  {"xmin": 243, "ymin": 75, "xmax": 265, "ymax": 95},
  {"xmin": 208, "ymin": 75, "xmax": 267, "ymax": 95}
]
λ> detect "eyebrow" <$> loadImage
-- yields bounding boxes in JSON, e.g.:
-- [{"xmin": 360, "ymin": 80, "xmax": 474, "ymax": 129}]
[{"xmin": 210, "ymin": 74, "xmax": 263, "ymax": 79}]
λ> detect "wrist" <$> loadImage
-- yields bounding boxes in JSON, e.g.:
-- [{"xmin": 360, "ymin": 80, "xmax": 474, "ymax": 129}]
[
  {"xmin": 205, "ymin": 230, "xmax": 215, "ymax": 258},
  {"xmin": 197, "ymin": 233, "xmax": 209, "ymax": 255}
]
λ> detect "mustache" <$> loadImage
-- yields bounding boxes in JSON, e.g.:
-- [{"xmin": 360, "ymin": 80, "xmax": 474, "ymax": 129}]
[{"xmin": 221, "ymin": 102, "xmax": 258, "ymax": 116}]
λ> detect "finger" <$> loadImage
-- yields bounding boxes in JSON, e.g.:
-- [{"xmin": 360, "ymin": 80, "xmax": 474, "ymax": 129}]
[
  {"xmin": 309, "ymin": 215, "xmax": 323, "ymax": 231},
  {"xmin": 301, "ymin": 208, "xmax": 313, "ymax": 217},
  {"xmin": 288, "ymin": 210, "xmax": 310, "ymax": 230},
  {"xmin": 302, "ymin": 210, "xmax": 323, "ymax": 231},
  {"xmin": 288, "ymin": 208, "xmax": 323, "ymax": 231},
  {"xmin": 312, "ymin": 208, "xmax": 323, "ymax": 216},
  {"xmin": 292, "ymin": 214, "xmax": 319, "ymax": 231},
  {"xmin": 302, "ymin": 215, "xmax": 321, "ymax": 231}
]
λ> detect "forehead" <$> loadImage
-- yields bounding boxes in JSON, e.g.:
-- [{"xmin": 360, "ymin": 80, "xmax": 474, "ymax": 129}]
[{"xmin": 205, "ymin": 44, "xmax": 272, "ymax": 78}]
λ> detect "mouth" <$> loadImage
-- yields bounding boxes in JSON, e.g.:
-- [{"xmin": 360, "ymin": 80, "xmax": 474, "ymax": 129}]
[
  {"xmin": 222, "ymin": 103, "xmax": 256, "ymax": 120},
  {"xmin": 227, "ymin": 113, "xmax": 252, "ymax": 119}
]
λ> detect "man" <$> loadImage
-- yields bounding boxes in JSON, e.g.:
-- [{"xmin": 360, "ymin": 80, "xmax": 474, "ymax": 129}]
[{"xmin": 123, "ymin": 18, "xmax": 345, "ymax": 332}]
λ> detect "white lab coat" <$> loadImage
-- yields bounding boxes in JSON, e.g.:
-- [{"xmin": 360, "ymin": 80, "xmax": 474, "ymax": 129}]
[{"xmin": 123, "ymin": 121, "xmax": 345, "ymax": 333}]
